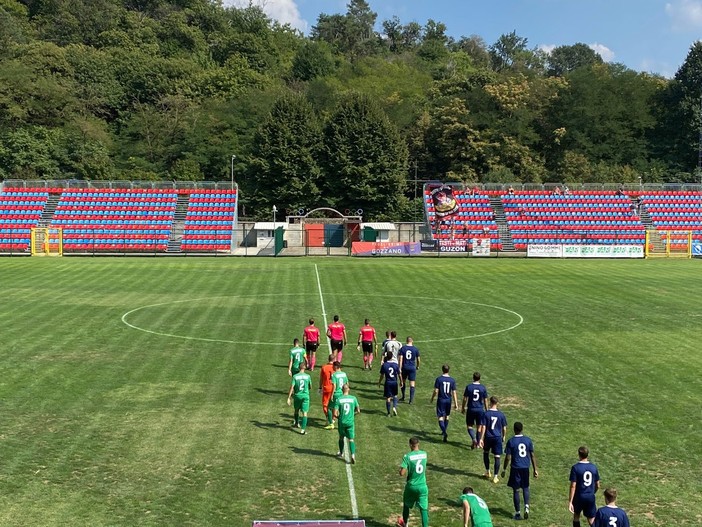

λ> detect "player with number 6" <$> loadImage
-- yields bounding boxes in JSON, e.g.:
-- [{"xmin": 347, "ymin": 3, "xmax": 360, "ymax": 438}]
[{"xmin": 398, "ymin": 436, "xmax": 429, "ymax": 527}]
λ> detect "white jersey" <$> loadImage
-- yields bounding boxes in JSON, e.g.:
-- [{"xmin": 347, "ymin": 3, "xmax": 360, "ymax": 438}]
[{"xmin": 383, "ymin": 339, "xmax": 402, "ymax": 361}]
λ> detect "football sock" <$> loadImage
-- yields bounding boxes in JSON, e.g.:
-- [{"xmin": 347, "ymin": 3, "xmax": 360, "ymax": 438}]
[
  {"xmin": 337, "ymin": 351, "xmax": 343, "ymax": 363},
  {"xmin": 523, "ymin": 487, "xmax": 530, "ymax": 506},
  {"xmin": 483, "ymin": 451, "xmax": 490, "ymax": 471},
  {"xmin": 409, "ymin": 386, "xmax": 415, "ymax": 402},
  {"xmin": 420, "ymin": 508, "xmax": 429, "ymax": 527},
  {"xmin": 327, "ymin": 409, "xmax": 333, "ymax": 424},
  {"xmin": 301, "ymin": 416, "xmax": 307, "ymax": 430},
  {"xmin": 513, "ymin": 489, "xmax": 521, "ymax": 512},
  {"xmin": 493, "ymin": 457, "xmax": 501, "ymax": 475},
  {"xmin": 573, "ymin": 522, "xmax": 581, "ymax": 527},
  {"xmin": 401, "ymin": 385, "xmax": 406, "ymax": 399},
  {"xmin": 468, "ymin": 429, "xmax": 476, "ymax": 441},
  {"xmin": 310, "ymin": 355, "xmax": 316, "ymax": 370},
  {"xmin": 386, "ymin": 401, "xmax": 391, "ymax": 414},
  {"xmin": 402, "ymin": 506, "xmax": 410, "ymax": 525},
  {"xmin": 349, "ymin": 440, "xmax": 356, "ymax": 455},
  {"xmin": 439, "ymin": 420, "xmax": 447, "ymax": 434},
  {"xmin": 338, "ymin": 437, "xmax": 344, "ymax": 455},
  {"xmin": 294, "ymin": 410, "xmax": 299, "ymax": 426},
  {"xmin": 444, "ymin": 419, "xmax": 450, "ymax": 433},
  {"xmin": 393, "ymin": 396, "xmax": 398, "ymax": 408}
]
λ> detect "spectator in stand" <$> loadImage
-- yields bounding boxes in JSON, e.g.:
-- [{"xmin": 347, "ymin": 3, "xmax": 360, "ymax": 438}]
[
  {"xmin": 563, "ymin": 185, "xmax": 571, "ymax": 196},
  {"xmin": 508, "ymin": 185, "xmax": 515, "ymax": 195},
  {"xmin": 553, "ymin": 186, "xmax": 562, "ymax": 195}
]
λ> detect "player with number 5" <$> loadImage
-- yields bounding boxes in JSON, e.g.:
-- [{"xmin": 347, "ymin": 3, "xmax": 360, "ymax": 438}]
[{"xmin": 568, "ymin": 446, "xmax": 601, "ymax": 527}]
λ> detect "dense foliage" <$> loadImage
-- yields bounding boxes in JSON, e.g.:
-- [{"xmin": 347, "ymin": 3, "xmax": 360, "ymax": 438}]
[{"xmin": 1, "ymin": 0, "xmax": 702, "ymax": 218}]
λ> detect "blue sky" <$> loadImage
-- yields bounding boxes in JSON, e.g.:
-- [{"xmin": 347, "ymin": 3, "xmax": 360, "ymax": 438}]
[{"xmin": 226, "ymin": 0, "xmax": 702, "ymax": 78}]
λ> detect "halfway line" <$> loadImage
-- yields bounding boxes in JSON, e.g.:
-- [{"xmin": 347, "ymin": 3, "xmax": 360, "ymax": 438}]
[{"xmin": 314, "ymin": 264, "xmax": 359, "ymax": 520}]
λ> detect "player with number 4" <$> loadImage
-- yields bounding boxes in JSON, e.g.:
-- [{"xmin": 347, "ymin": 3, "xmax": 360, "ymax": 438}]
[
  {"xmin": 568, "ymin": 446, "xmax": 601, "ymax": 527},
  {"xmin": 501, "ymin": 422, "xmax": 538, "ymax": 520}
]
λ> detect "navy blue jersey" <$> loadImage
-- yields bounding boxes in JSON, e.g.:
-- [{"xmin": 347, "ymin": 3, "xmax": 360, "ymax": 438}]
[
  {"xmin": 570, "ymin": 461, "xmax": 600, "ymax": 500},
  {"xmin": 505, "ymin": 435, "xmax": 534, "ymax": 469},
  {"xmin": 481, "ymin": 409, "xmax": 507, "ymax": 439},
  {"xmin": 380, "ymin": 360, "xmax": 400, "ymax": 384},
  {"xmin": 399, "ymin": 345, "xmax": 420, "ymax": 370},
  {"xmin": 434, "ymin": 375, "xmax": 456, "ymax": 401},
  {"xmin": 593, "ymin": 505, "xmax": 630, "ymax": 527},
  {"xmin": 463, "ymin": 382, "xmax": 488, "ymax": 412}
]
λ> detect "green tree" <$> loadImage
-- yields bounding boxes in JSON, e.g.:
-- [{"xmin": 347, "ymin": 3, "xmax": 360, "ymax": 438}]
[
  {"xmin": 290, "ymin": 41, "xmax": 336, "ymax": 82},
  {"xmin": 547, "ymin": 43, "xmax": 603, "ymax": 77},
  {"xmin": 249, "ymin": 94, "xmax": 323, "ymax": 212},
  {"xmin": 320, "ymin": 93, "xmax": 408, "ymax": 219}
]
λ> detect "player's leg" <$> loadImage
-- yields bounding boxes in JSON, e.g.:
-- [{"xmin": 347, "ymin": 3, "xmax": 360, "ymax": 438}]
[
  {"xmin": 572, "ymin": 499, "xmax": 583, "ymax": 527},
  {"xmin": 391, "ymin": 383, "xmax": 398, "ymax": 415},
  {"xmin": 492, "ymin": 440, "xmax": 503, "ymax": 482},
  {"xmin": 309, "ymin": 349, "xmax": 316, "ymax": 371},
  {"xmin": 443, "ymin": 407, "xmax": 451, "ymax": 441},
  {"xmin": 292, "ymin": 398, "xmax": 301, "ymax": 428},
  {"xmin": 409, "ymin": 378, "xmax": 415, "ymax": 404},
  {"xmin": 483, "ymin": 439, "xmax": 492, "ymax": 477},
  {"xmin": 337, "ymin": 426, "xmax": 345, "ymax": 457},
  {"xmin": 523, "ymin": 485, "xmax": 530, "ymax": 519},
  {"xmin": 347, "ymin": 426, "xmax": 356, "ymax": 463},
  {"xmin": 400, "ymin": 371, "xmax": 406, "ymax": 400},
  {"xmin": 417, "ymin": 486, "xmax": 429, "ymax": 527},
  {"xmin": 300, "ymin": 398, "xmax": 309, "ymax": 434}
]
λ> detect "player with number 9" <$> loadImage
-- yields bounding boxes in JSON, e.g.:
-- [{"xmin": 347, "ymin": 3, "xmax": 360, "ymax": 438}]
[
  {"xmin": 334, "ymin": 384, "xmax": 360, "ymax": 464},
  {"xmin": 568, "ymin": 445, "xmax": 601, "ymax": 527}
]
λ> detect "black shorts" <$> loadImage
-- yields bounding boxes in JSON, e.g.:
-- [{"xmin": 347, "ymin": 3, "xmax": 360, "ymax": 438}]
[
  {"xmin": 361, "ymin": 341, "xmax": 373, "ymax": 353},
  {"xmin": 508, "ymin": 467, "xmax": 530, "ymax": 489},
  {"xmin": 330, "ymin": 339, "xmax": 344, "ymax": 351},
  {"xmin": 305, "ymin": 341, "xmax": 319, "ymax": 353}
]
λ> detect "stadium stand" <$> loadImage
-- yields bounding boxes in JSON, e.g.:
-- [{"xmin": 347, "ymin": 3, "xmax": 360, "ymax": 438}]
[
  {"xmin": 50, "ymin": 189, "xmax": 177, "ymax": 252},
  {"xmin": 0, "ymin": 188, "xmax": 48, "ymax": 252},
  {"xmin": 638, "ymin": 191, "xmax": 702, "ymax": 243},
  {"xmin": 424, "ymin": 190, "xmax": 502, "ymax": 250},
  {"xmin": 501, "ymin": 190, "xmax": 646, "ymax": 250},
  {"xmin": 181, "ymin": 189, "xmax": 237, "ymax": 252}
]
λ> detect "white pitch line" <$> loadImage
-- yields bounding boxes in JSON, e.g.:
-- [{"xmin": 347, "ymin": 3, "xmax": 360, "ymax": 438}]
[{"xmin": 314, "ymin": 264, "xmax": 359, "ymax": 520}]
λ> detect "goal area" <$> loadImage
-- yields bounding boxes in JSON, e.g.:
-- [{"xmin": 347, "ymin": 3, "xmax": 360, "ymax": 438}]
[{"xmin": 645, "ymin": 230, "xmax": 692, "ymax": 258}]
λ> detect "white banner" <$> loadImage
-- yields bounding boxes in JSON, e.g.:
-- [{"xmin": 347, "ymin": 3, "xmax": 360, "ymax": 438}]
[
  {"xmin": 471, "ymin": 238, "xmax": 491, "ymax": 256},
  {"xmin": 528, "ymin": 244, "xmax": 644, "ymax": 258},
  {"xmin": 527, "ymin": 244, "xmax": 562, "ymax": 257}
]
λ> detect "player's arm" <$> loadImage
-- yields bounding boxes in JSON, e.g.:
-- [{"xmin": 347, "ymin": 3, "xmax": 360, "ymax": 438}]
[
  {"xmin": 357, "ymin": 329, "xmax": 362, "ymax": 349},
  {"xmin": 430, "ymin": 387, "xmax": 438, "ymax": 403},
  {"xmin": 286, "ymin": 383, "xmax": 294, "ymax": 405},
  {"xmin": 462, "ymin": 500, "xmax": 471, "ymax": 527},
  {"xmin": 568, "ymin": 481, "xmax": 576, "ymax": 513},
  {"xmin": 287, "ymin": 357, "xmax": 293, "ymax": 376},
  {"xmin": 377, "ymin": 371, "xmax": 384, "ymax": 387},
  {"xmin": 530, "ymin": 450, "xmax": 538, "ymax": 477},
  {"xmin": 398, "ymin": 353, "xmax": 404, "ymax": 371},
  {"xmin": 501, "ymin": 450, "xmax": 511, "ymax": 478},
  {"xmin": 452, "ymin": 388, "xmax": 459, "ymax": 409},
  {"xmin": 343, "ymin": 328, "xmax": 347, "ymax": 346},
  {"xmin": 501, "ymin": 425, "xmax": 507, "ymax": 442},
  {"xmin": 461, "ymin": 394, "xmax": 468, "ymax": 414},
  {"xmin": 302, "ymin": 331, "xmax": 307, "ymax": 346},
  {"xmin": 416, "ymin": 355, "xmax": 420, "ymax": 369},
  {"xmin": 326, "ymin": 326, "xmax": 332, "ymax": 339}
]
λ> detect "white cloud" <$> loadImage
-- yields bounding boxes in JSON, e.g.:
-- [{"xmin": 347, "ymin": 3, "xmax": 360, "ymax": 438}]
[
  {"xmin": 223, "ymin": 0, "xmax": 308, "ymax": 32},
  {"xmin": 538, "ymin": 44, "xmax": 556, "ymax": 55},
  {"xmin": 589, "ymin": 43, "xmax": 615, "ymax": 62},
  {"xmin": 666, "ymin": 0, "xmax": 702, "ymax": 31}
]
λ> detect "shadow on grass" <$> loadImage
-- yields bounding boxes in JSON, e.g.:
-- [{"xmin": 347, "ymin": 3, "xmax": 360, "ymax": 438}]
[
  {"xmin": 270, "ymin": 363, "xmax": 288, "ymax": 369},
  {"xmin": 289, "ymin": 446, "xmax": 340, "ymax": 460},
  {"xmin": 250, "ymin": 420, "xmax": 291, "ymax": 431},
  {"xmin": 427, "ymin": 462, "xmax": 484, "ymax": 478},
  {"xmin": 277, "ymin": 413, "xmax": 324, "ymax": 428},
  {"xmin": 255, "ymin": 388, "xmax": 287, "ymax": 396}
]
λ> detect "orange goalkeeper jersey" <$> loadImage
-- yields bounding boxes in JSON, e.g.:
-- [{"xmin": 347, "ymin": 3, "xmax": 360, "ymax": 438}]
[{"xmin": 320, "ymin": 363, "xmax": 335, "ymax": 392}]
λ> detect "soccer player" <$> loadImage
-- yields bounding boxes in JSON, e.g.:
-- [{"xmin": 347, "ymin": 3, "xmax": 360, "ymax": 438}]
[
  {"xmin": 593, "ymin": 488, "xmax": 630, "ymax": 527},
  {"xmin": 478, "ymin": 396, "xmax": 507, "ymax": 483},
  {"xmin": 430, "ymin": 364, "xmax": 459, "ymax": 442},
  {"xmin": 303, "ymin": 318, "xmax": 321, "ymax": 371},
  {"xmin": 378, "ymin": 351, "xmax": 400, "ymax": 416},
  {"xmin": 568, "ymin": 446, "xmax": 601, "ymax": 527},
  {"xmin": 287, "ymin": 338, "xmax": 306, "ymax": 377},
  {"xmin": 327, "ymin": 361, "xmax": 349, "ymax": 429},
  {"xmin": 460, "ymin": 486, "xmax": 493, "ymax": 527},
  {"xmin": 334, "ymin": 384, "xmax": 360, "ymax": 464},
  {"xmin": 382, "ymin": 330, "xmax": 402, "ymax": 363},
  {"xmin": 326, "ymin": 315, "xmax": 347, "ymax": 363},
  {"xmin": 501, "ymin": 422, "xmax": 538, "ymax": 520},
  {"xmin": 398, "ymin": 436, "xmax": 429, "ymax": 527},
  {"xmin": 319, "ymin": 354, "xmax": 335, "ymax": 427},
  {"xmin": 399, "ymin": 337, "xmax": 420, "ymax": 404},
  {"xmin": 461, "ymin": 372, "xmax": 488, "ymax": 449},
  {"xmin": 357, "ymin": 319, "xmax": 378, "ymax": 370},
  {"xmin": 286, "ymin": 362, "xmax": 311, "ymax": 435}
]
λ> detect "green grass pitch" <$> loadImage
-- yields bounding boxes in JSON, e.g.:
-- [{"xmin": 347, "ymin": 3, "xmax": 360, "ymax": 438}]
[{"xmin": 0, "ymin": 257, "xmax": 700, "ymax": 526}]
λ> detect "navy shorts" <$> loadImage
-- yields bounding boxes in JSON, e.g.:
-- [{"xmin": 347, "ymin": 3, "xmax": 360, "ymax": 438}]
[
  {"xmin": 466, "ymin": 409, "xmax": 484, "ymax": 427},
  {"xmin": 402, "ymin": 368, "xmax": 416, "ymax": 382},
  {"xmin": 573, "ymin": 496, "xmax": 597, "ymax": 519},
  {"xmin": 330, "ymin": 339, "xmax": 344, "ymax": 351},
  {"xmin": 436, "ymin": 400, "xmax": 452, "ymax": 418},
  {"xmin": 483, "ymin": 436, "xmax": 503, "ymax": 455},
  {"xmin": 361, "ymin": 341, "xmax": 373, "ymax": 353},
  {"xmin": 508, "ymin": 467, "xmax": 530, "ymax": 489},
  {"xmin": 384, "ymin": 382, "xmax": 398, "ymax": 398}
]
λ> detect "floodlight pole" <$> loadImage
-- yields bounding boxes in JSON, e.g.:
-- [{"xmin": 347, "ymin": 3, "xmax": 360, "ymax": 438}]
[
  {"xmin": 230, "ymin": 154, "xmax": 236, "ymax": 190},
  {"xmin": 272, "ymin": 205, "xmax": 277, "ymax": 229}
]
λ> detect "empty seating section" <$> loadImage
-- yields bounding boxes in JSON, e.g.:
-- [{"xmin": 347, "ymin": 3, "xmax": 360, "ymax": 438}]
[
  {"xmin": 424, "ymin": 191, "xmax": 501, "ymax": 249},
  {"xmin": 0, "ymin": 189, "xmax": 48, "ymax": 251},
  {"xmin": 502, "ymin": 191, "xmax": 645, "ymax": 250},
  {"xmin": 181, "ymin": 190, "xmax": 237, "ymax": 252},
  {"xmin": 51, "ymin": 189, "xmax": 177, "ymax": 252},
  {"xmin": 640, "ymin": 191, "xmax": 702, "ymax": 243}
]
